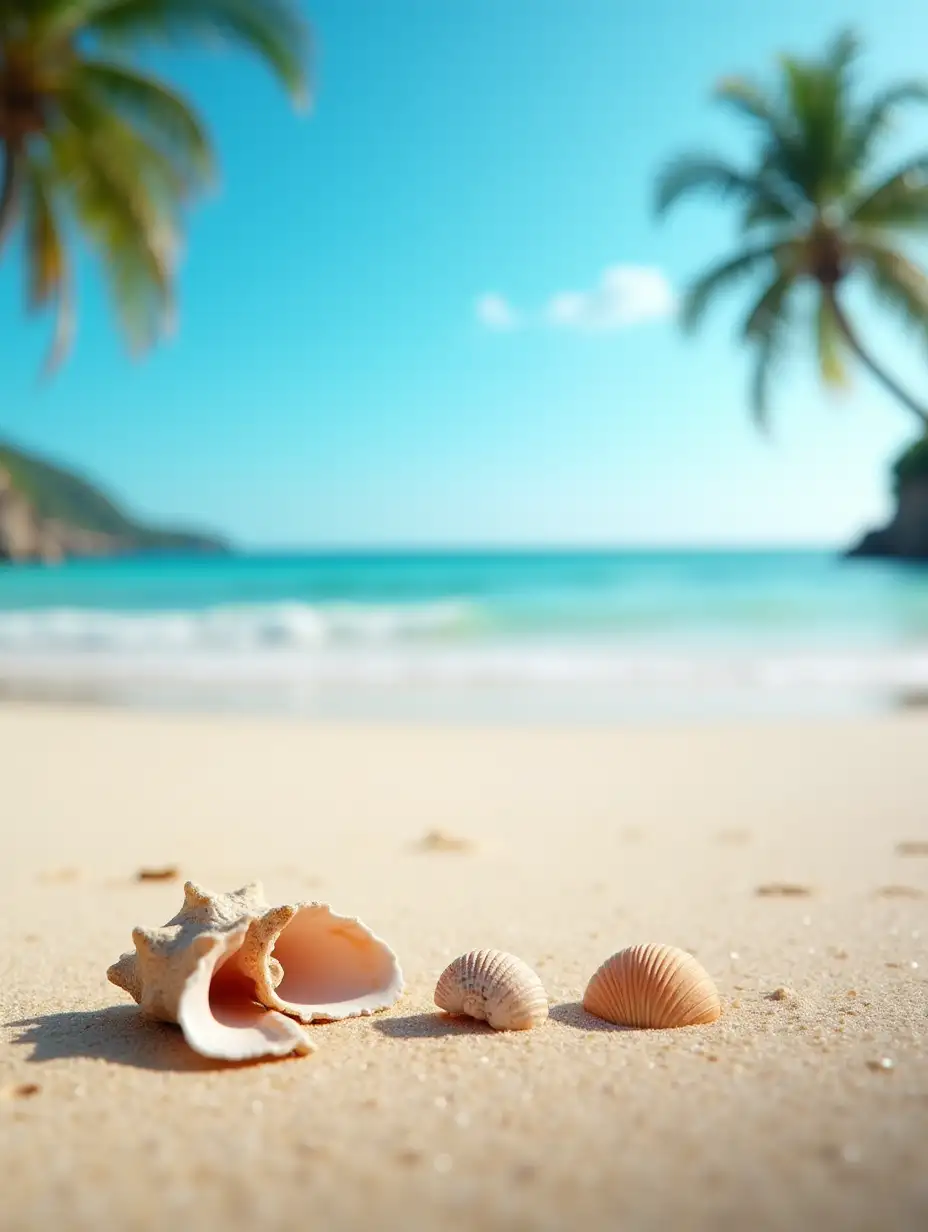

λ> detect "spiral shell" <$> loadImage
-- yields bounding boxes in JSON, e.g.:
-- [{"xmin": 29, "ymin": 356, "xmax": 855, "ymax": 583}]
[
  {"xmin": 106, "ymin": 883, "xmax": 314, "ymax": 1061},
  {"xmin": 107, "ymin": 880, "xmax": 404, "ymax": 1061},
  {"xmin": 434, "ymin": 949, "xmax": 548, "ymax": 1030},
  {"xmin": 583, "ymin": 944, "xmax": 721, "ymax": 1029}
]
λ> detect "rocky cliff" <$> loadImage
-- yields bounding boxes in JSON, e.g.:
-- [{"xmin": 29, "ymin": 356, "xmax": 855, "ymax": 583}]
[
  {"xmin": 847, "ymin": 478, "xmax": 928, "ymax": 560},
  {"xmin": 0, "ymin": 444, "xmax": 229, "ymax": 565},
  {"xmin": 847, "ymin": 436, "xmax": 928, "ymax": 561}
]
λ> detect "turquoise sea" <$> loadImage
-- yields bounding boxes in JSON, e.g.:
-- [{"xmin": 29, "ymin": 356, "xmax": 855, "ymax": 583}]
[{"xmin": 2, "ymin": 550, "xmax": 928, "ymax": 721}]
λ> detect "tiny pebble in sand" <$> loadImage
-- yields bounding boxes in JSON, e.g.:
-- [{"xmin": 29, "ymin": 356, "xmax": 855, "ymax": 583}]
[
  {"xmin": 767, "ymin": 986, "xmax": 797, "ymax": 1001},
  {"xmin": 895, "ymin": 841, "xmax": 928, "ymax": 858},
  {"xmin": 136, "ymin": 866, "xmax": 180, "ymax": 882},
  {"xmin": 2, "ymin": 1083, "xmax": 40, "ymax": 1100},
  {"xmin": 416, "ymin": 829, "xmax": 475, "ymax": 854}
]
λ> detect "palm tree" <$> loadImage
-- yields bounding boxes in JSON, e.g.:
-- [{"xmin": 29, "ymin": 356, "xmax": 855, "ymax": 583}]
[
  {"xmin": 0, "ymin": 0, "xmax": 310, "ymax": 369},
  {"xmin": 656, "ymin": 29, "xmax": 928, "ymax": 433}
]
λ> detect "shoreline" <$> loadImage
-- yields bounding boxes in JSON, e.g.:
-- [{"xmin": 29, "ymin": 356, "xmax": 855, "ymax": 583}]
[{"xmin": 0, "ymin": 673, "xmax": 923, "ymax": 727}]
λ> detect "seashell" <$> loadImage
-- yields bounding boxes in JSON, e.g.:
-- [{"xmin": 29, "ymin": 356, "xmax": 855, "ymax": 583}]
[
  {"xmin": 136, "ymin": 865, "xmax": 180, "ymax": 883},
  {"xmin": 875, "ymin": 884, "xmax": 925, "ymax": 899},
  {"xmin": 1, "ymin": 1082, "xmax": 41, "ymax": 1100},
  {"xmin": 583, "ymin": 944, "xmax": 721, "ymax": 1029},
  {"xmin": 107, "ymin": 882, "xmax": 314, "ymax": 1061},
  {"xmin": 416, "ymin": 829, "xmax": 475, "ymax": 854},
  {"xmin": 434, "ymin": 949, "xmax": 548, "ymax": 1030},
  {"xmin": 754, "ymin": 883, "xmax": 813, "ymax": 898},
  {"xmin": 108, "ymin": 880, "xmax": 404, "ymax": 1058},
  {"xmin": 241, "ymin": 902, "xmax": 404, "ymax": 1023},
  {"xmin": 896, "ymin": 840, "xmax": 928, "ymax": 857}
]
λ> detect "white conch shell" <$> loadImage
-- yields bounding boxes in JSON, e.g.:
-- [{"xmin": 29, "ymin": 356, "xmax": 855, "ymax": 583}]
[
  {"xmin": 240, "ymin": 902, "xmax": 404, "ymax": 1022},
  {"xmin": 434, "ymin": 949, "xmax": 549, "ymax": 1030},
  {"xmin": 107, "ymin": 882, "xmax": 313, "ymax": 1061},
  {"xmin": 108, "ymin": 880, "xmax": 404, "ymax": 1055}
]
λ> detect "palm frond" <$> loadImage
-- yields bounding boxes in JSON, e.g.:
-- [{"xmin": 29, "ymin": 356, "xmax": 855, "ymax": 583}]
[
  {"xmin": 824, "ymin": 27, "xmax": 861, "ymax": 77},
  {"xmin": 43, "ymin": 0, "xmax": 310, "ymax": 107},
  {"xmin": 742, "ymin": 271, "xmax": 795, "ymax": 430},
  {"xmin": 680, "ymin": 240, "xmax": 792, "ymax": 332},
  {"xmin": 750, "ymin": 333, "xmax": 783, "ymax": 433},
  {"xmin": 76, "ymin": 61, "xmax": 215, "ymax": 188},
  {"xmin": 0, "ymin": 141, "xmax": 25, "ymax": 254},
  {"xmin": 848, "ymin": 155, "xmax": 928, "ymax": 228},
  {"xmin": 22, "ymin": 157, "xmax": 74, "ymax": 372},
  {"xmin": 58, "ymin": 88, "xmax": 193, "ymax": 211},
  {"xmin": 815, "ymin": 291, "xmax": 849, "ymax": 387},
  {"xmin": 851, "ymin": 238, "xmax": 928, "ymax": 345},
  {"xmin": 742, "ymin": 269, "xmax": 794, "ymax": 341},
  {"xmin": 851, "ymin": 185, "xmax": 928, "ymax": 233},
  {"xmin": 713, "ymin": 75, "xmax": 780, "ymax": 127},
  {"xmin": 47, "ymin": 111, "xmax": 177, "ymax": 351},
  {"xmin": 740, "ymin": 191, "xmax": 798, "ymax": 232},
  {"xmin": 842, "ymin": 82, "xmax": 928, "ymax": 177},
  {"xmin": 775, "ymin": 41, "xmax": 855, "ymax": 204},
  {"xmin": 712, "ymin": 76, "xmax": 816, "ymax": 223},
  {"xmin": 654, "ymin": 154, "xmax": 795, "ymax": 220}
]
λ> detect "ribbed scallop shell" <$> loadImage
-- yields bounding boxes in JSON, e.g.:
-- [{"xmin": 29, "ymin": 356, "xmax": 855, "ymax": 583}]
[
  {"xmin": 434, "ymin": 949, "xmax": 548, "ymax": 1030},
  {"xmin": 583, "ymin": 944, "xmax": 721, "ymax": 1029}
]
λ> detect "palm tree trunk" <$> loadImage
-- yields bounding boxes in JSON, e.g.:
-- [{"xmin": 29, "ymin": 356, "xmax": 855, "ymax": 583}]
[
  {"xmin": 0, "ymin": 142, "xmax": 23, "ymax": 256},
  {"xmin": 827, "ymin": 290, "xmax": 928, "ymax": 432}
]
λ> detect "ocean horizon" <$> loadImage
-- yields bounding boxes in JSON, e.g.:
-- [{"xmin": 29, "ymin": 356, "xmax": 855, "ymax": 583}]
[{"xmin": 1, "ymin": 546, "xmax": 927, "ymax": 722}]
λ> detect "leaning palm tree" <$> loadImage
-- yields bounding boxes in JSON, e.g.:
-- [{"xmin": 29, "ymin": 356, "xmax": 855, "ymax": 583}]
[
  {"xmin": 0, "ymin": 0, "xmax": 310, "ymax": 369},
  {"xmin": 656, "ymin": 29, "xmax": 928, "ymax": 433}
]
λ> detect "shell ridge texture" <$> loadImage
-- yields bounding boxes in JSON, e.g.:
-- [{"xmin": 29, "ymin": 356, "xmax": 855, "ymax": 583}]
[
  {"xmin": 434, "ymin": 949, "xmax": 548, "ymax": 1031},
  {"xmin": 583, "ymin": 944, "xmax": 720, "ymax": 1030}
]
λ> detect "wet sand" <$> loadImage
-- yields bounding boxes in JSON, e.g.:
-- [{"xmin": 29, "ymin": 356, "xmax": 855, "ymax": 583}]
[{"xmin": 2, "ymin": 705, "xmax": 927, "ymax": 1230}]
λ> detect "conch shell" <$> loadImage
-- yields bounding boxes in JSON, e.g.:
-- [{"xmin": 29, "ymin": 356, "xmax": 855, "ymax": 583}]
[
  {"xmin": 583, "ymin": 943, "xmax": 721, "ymax": 1029},
  {"xmin": 243, "ymin": 903, "xmax": 404, "ymax": 1023},
  {"xmin": 107, "ymin": 881, "xmax": 404, "ymax": 1060},
  {"xmin": 107, "ymin": 883, "xmax": 312, "ymax": 1061},
  {"xmin": 434, "ymin": 949, "xmax": 549, "ymax": 1030}
]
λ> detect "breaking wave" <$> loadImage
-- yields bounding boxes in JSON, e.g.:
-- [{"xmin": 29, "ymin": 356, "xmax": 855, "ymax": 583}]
[{"xmin": 0, "ymin": 600, "xmax": 476, "ymax": 655}]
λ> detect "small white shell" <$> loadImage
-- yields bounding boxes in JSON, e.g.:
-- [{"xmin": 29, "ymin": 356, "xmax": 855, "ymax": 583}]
[
  {"xmin": 434, "ymin": 949, "xmax": 548, "ymax": 1030},
  {"xmin": 583, "ymin": 943, "xmax": 721, "ymax": 1029},
  {"xmin": 242, "ymin": 902, "xmax": 404, "ymax": 1023},
  {"xmin": 107, "ymin": 883, "xmax": 313, "ymax": 1061}
]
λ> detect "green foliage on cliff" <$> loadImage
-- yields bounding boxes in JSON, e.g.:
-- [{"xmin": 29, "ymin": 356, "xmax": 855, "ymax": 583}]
[
  {"xmin": 0, "ymin": 440, "xmax": 228, "ymax": 554},
  {"xmin": 893, "ymin": 435, "xmax": 928, "ymax": 495}
]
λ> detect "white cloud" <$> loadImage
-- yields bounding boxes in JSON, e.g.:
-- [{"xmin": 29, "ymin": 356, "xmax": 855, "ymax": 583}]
[
  {"xmin": 545, "ymin": 265, "xmax": 676, "ymax": 331},
  {"xmin": 476, "ymin": 266, "xmax": 676, "ymax": 334},
  {"xmin": 475, "ymin": 293, "xmax": 519, "ymax": 331}
]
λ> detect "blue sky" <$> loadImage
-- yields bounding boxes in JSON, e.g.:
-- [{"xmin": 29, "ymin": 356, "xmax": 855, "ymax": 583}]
[{"xmin": 4, "ymin": 0, "xmax": 928, "ymax": 548}]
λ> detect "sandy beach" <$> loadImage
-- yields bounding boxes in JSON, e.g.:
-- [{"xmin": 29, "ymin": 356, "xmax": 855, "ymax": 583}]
[{"xmin": 2, "ymin": 704, "xmax": 927, "ymax": 1231}]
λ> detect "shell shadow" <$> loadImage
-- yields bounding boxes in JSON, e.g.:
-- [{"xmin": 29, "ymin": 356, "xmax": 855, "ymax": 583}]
[
  {"xmin": 548, "ymin": 1002, "xmax": 632, "ymax": 1032},
  {"xmin": 372, "ymin": 1011, "xmax": 493, "ymax": 1040},
  {"xmin": 5, "ymin": 1006, "xmax": 273, "ymax": 1072}
]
